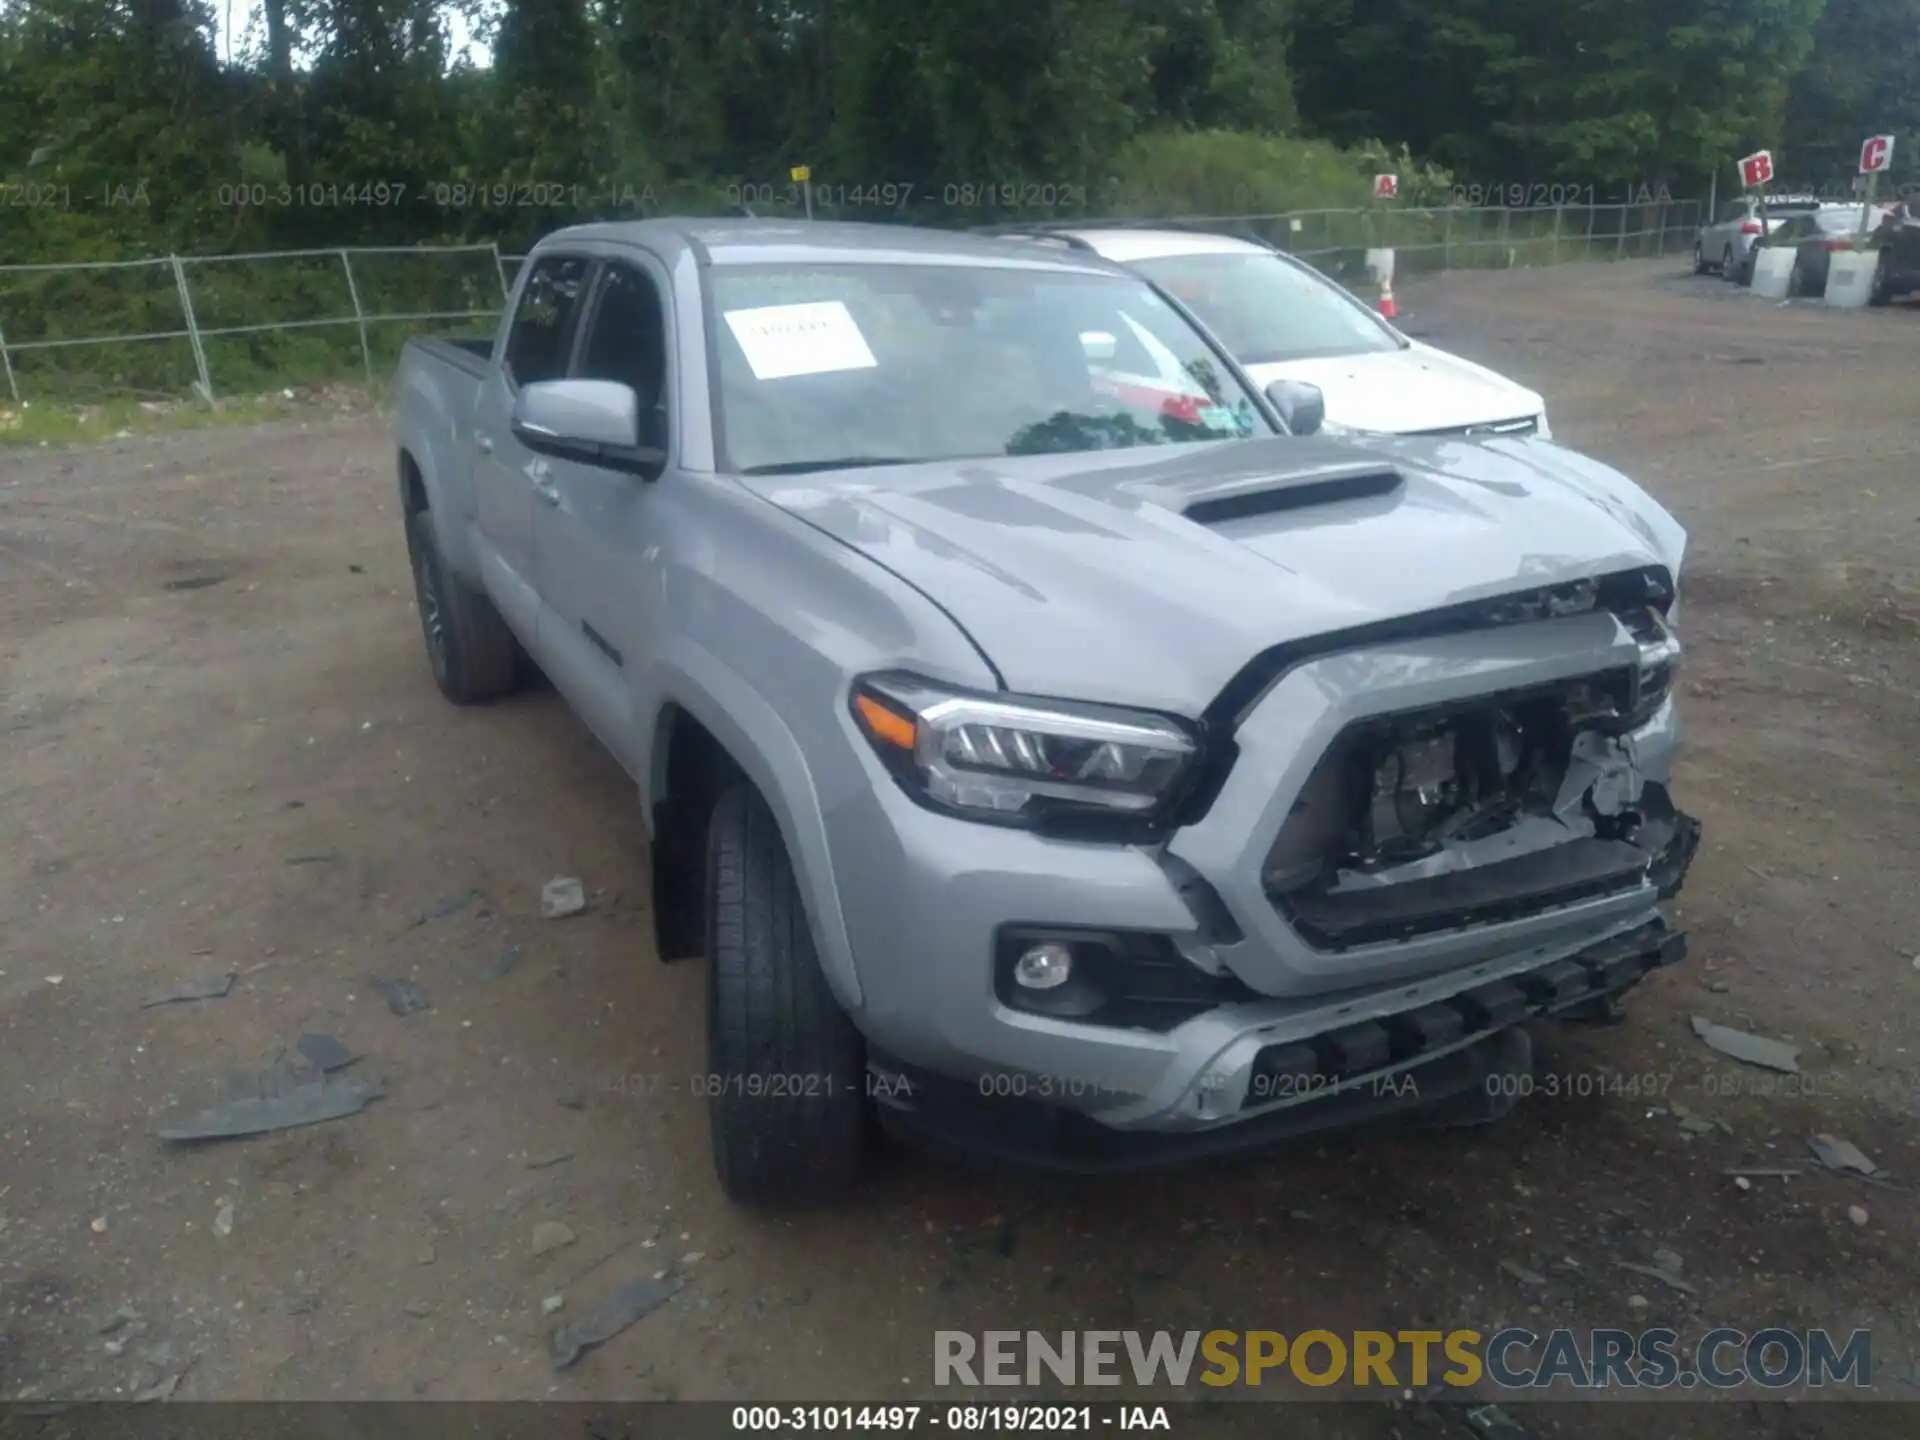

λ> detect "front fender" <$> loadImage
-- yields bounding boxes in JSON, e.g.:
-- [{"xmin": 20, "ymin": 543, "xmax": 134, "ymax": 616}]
[{"xmin": 652, "ymin": 638, "xmax": 864, "ymax": 1012}]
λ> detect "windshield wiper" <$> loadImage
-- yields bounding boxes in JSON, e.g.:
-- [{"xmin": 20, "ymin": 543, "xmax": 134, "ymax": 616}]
[{"xmin": 740, "ymin": 456, "xmax": 915, "ymax": 476}]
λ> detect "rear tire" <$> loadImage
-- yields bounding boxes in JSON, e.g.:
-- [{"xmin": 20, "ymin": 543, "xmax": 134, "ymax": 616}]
[
  {"xmin": 405, "ymin": 508, "xmax": 520, "ymax": 704},
  {"xmin": 706, "ymin": 783, "xmax": 868, "ymax": 1205}
]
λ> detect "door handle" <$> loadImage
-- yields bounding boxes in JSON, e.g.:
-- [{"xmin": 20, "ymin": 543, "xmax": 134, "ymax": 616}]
[{"xmin": 476, "ymin": 433, "xmax": 494, "ymax": 455}]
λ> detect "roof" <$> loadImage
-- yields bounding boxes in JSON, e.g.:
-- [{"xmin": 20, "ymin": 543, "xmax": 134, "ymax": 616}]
[{"xmin": 540, "ymin": 217, "xmax": 1124, "ymax": 274}]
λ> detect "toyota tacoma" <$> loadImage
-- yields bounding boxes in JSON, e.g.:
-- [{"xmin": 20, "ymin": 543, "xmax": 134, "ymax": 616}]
[{"xmin": 393, "ymin": 218, "xmax": 1700, "ymax": 1204}]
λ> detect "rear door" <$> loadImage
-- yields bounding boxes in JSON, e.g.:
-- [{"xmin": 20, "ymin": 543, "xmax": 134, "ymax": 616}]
[
  {"xmin": 529, "ymin": 252, "xmax": 676, "ymax": 775},
  {"xmin": 476, "ymin": 253, "xmax": 591, "ymax": 642}
]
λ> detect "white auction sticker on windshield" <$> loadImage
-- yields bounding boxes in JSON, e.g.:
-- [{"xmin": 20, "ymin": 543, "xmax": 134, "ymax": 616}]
[{"xmin": 723, "ymin": 301, "xmax": 878, "ymax": 380}]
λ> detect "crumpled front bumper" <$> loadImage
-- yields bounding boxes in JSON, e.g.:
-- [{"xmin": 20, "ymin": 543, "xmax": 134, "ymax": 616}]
[{"xmin": 870, "ymin": 914, "xmax": 1690, "ymax": 1174}]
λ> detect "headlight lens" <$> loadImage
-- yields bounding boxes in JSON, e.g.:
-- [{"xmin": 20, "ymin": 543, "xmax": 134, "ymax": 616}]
[
  {"xmin": 1625, "ymin": 606, "xmax": 1680, "ymax": 726},
  {"xmin": 851, "ymin": 674, "xmax": 1199, "ymax": 823}
]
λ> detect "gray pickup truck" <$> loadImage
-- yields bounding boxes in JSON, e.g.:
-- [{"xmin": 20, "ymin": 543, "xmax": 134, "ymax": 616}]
[{"xmin": 395, "ymin": 218, "xmax": 1699, "ymax": 1205}]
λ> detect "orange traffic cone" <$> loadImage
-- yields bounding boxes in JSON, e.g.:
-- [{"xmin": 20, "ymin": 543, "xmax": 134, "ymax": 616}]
[{"xmin": 1378, "ymin": 278, "xmax": 1398, "ymax": 319}]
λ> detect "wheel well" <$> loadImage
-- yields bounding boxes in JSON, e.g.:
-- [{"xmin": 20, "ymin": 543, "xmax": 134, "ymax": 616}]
[
  {"xmin": 650, "ymin": 705, "xmax": 746, "ymax": 962},
  {"xmin": 400, "ymin": 451, "xmax": 428, "ymax": 514}
]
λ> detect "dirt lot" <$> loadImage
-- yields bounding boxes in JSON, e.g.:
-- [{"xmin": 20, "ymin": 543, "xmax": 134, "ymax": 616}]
[{"xmin": 2, "ymin": 258, "xmax": 1917, "ymax": 1436}]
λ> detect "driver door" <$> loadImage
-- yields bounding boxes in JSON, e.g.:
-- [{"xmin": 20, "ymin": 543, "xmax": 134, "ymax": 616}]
[{"xmin": 526, "ymin": 254, "xmax": 674, "ymax": 777}]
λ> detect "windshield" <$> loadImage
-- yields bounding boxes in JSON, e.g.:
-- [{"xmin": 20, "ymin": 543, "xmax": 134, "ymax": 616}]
[
  {"xmin": 707, "ymin": 263, "xmax": 1269, "ymax": 474},
  {"xmin": 1127, "ymin": 250, "xmax": 1401, "ymax": 365}
]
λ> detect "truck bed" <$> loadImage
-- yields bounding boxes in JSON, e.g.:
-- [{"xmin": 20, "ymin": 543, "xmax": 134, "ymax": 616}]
[{"xmin": 406, "ymin": 335, "xmax": 492, "ymax": 375}]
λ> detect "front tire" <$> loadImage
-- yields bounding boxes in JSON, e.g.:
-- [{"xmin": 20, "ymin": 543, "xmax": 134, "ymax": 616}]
[
  {"xmin": 705, "ymin": 784, "xmax": 868, "ymax": 1205},
  {"xmin": 404, "ymin": 507, "xmax": 520, "ymax": 704}
]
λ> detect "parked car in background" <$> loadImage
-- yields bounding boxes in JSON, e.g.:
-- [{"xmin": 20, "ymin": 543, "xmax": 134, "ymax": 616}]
[
  {"xmin": 1694, "ymin": 194, "xmax": 1822, "ymax": 282},
  {"xmin": 1868, "ymin": 203, "xmax": 1920, "ymax": 305},
  {"xmin": 1747, "ymin": 204, "xmax": 1894, "ymax": 296},
  {"xmin": 988, "ymin": 226, "xmax": 1551, "ymax": 439}
]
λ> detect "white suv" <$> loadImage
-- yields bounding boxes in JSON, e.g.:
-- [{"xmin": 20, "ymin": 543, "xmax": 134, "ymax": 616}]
[
  {"xmin": 1694, "ymin": 195, "xmax": 1822, "ymax": 282},
  {"xmin": 993, "ymin": 226, "xmax": 1550, "ymax": 440}
]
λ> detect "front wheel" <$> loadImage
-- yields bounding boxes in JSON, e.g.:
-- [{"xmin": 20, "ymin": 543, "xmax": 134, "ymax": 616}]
[{"xmin": 705, "ymin": 783, "xmax": 869, "ymax": 1205}]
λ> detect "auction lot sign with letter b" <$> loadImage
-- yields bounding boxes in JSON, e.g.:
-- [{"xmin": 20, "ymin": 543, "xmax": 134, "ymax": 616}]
[
  {"xmin": 1860, "ymin": 135, "xmax": 1895, "ymax": 174},
  {"xmin": 1738, "ymin": 150, "xmax": 1774, "ymax": 189}
]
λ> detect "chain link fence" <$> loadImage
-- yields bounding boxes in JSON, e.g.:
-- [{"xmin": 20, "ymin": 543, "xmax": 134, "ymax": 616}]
[{"xmin": 0, "ymin": 201, "xmax": 1701, "ymax": 404}]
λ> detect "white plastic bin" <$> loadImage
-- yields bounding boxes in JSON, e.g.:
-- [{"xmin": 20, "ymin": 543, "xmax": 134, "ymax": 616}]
[
  {"xmin": 1823, "ymin": 250, "xmax": 1875, "ymax": 309},
  {"xmin": 1749, "ymin": 247, "xmax": 1795, "ymax": 300}
]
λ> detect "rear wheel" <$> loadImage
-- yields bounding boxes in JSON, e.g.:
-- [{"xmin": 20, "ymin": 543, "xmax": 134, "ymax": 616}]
[
  {"xmin": 705, "ymin": 783, "xmax": 868, "ymax": 1205},
  {"xmin": 404, "ymin": 507, "xmax": 520, "ymax": 704}
]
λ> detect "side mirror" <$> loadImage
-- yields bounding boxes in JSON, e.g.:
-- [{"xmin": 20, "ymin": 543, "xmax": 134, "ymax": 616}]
[
  {"xmin": 511, "ymin": 379, "xmax": 664, "ymax": 476},
  {"xmin": 1265, "ymin": 378, "xmax": 1326, "ymax": 436},
  {"xmin": 1080, "ymin": 330, "xmax": 1118, "ymax": 363}
]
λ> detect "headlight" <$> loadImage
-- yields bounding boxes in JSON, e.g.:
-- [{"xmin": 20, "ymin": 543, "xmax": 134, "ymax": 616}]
[
  {"xmin": 851, "ymin": 673, "xmax": 1200, "ymax": 825},
  {"xmin": 1624, "ymin": 606, "xmax": 1680, "ymax": 726}
]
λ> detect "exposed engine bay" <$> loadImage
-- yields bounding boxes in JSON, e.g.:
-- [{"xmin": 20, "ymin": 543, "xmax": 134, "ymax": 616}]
[{"xmin": 1265, "ymin": 604, "xmax": 1697, "ymax": 949}]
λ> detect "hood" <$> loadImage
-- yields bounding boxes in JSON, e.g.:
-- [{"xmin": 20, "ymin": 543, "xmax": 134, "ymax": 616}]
[
  {"xmin": 1244, "ymin": 342, "xmax": 1544, "ymax": 435},
  {"xmin": 741, "ymin": 434, "xmax": 1685, "ymax": 716}
]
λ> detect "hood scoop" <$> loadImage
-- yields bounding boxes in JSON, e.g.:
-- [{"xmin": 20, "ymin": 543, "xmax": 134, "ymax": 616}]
[{"xmin": 1164, "ymin": 460, "xmax": 1404, "ymax": 527}]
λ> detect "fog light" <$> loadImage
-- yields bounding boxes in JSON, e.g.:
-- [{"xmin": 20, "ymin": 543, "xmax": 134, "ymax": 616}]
[{"xmin": 1013, "ymin": 943, "xmax": 1074, "ymax": 990}]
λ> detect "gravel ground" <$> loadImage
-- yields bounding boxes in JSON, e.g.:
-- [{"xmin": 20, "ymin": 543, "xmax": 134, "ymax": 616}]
[{"xmin": 2, "ymin": 258, "xmax": 1917, "ymax": 1438}]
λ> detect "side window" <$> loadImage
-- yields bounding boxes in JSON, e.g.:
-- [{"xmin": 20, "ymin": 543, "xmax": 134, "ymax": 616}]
[
  {"xmin": 503, "ymin": 255, "xmax": 591, "ymax": 389},
  {"xmin": 574, "ymin": 263, "xmax": 669, "ymax": 449}
]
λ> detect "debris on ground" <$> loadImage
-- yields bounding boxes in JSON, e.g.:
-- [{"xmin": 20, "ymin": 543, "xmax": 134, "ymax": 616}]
[
  {"xmin": 157, "ymin": 1075, "xmax": 384, "ymax": 1142},
  {"xmin": 1627, "ymin": 1294, "xmax": 1649, "ymax": 1311},
  {"xmin": 417, "ymin": 1244, "xmax": 436, "ymax": 1266},
  {"xmin": 140, "ymin": 973, "xmax": 235, "ymax": 1008},
  {"xmin": 1689, "ymin": 1015, "xmax": 1801, "ymax": 1072},
  {"xmin": 541, "ymin": 876, "xmax": 587, "ymax": 919},
  {"xmin": 532, "ymin": 1221, "xmax": 577, "ymax": 1256},
  {"xmin": 484, "ymin": 946, "xmax": 520, "ymax": 983},
  {"xmin": 542, "ymin": 1294, "xmax": 565, "ymax": 1316},
  {"xmin": 1615, "ymin": 1252, "xmax": 1697, "ymax": 1296},
  {"xmin": 1734, "ymin": 1176, "xmax": 1752, "ymax": 1192},
  {"xmin": 1460, "ymin": 1402, "xmax": 1529, "ymax": 1437},
  {"xmin": 89, "ymin": 1217, "xmax": 107, "ymax": 1233},
  {"xmin": 409, "ymin": 890, "xmax": 480, "ymax": 930},
  {"xmin": 403, "ymin": 1302, "xmax": 432, "ymax": 1319},
  {"xmin": 1809, "ymin": 1133, "xmax": 1881, "ymax": 1177},
  {"xmin": 213, "ymin": 1199, "xmax": 234, "ymax": 1237},
  {"xmin": 1677, "ymin": 1116, "xmax": 1719, "ymax": 1136},
  {"xmin": 1848, "ymin": 1205, "xmax": 1869, "ymax": 1227},
  {"xmin": 294, "ymin": 1032, "xmax": 357, "ymax": 1073},
  {"xmin": 556, "ymin": 1090, "xmax": 586, "ymax": 1111},
  {"xmin": 371, "ymin": 975, "xmax": 430, "ymax": 1016},
  {"xmin": 550, "ymin": 1274, "xmax": 683, "ymax": 1370},
  {"xmin": 1498, "ymin": 1260, "xmax": 1547, "ymax": 1287},
  {"xmin": 1726, "ymin": 1166, "xmax": 1802, "ymax": 1179},
  {"xmin": 525, "ymin": 1151, "xmax": 573, "ymax": 1170}
]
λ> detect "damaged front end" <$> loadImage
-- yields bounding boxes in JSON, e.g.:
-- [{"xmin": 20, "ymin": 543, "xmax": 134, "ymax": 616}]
[{"xmin": 1266, "ymin": 600, "xmax": 1700, "ymax": 952}]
